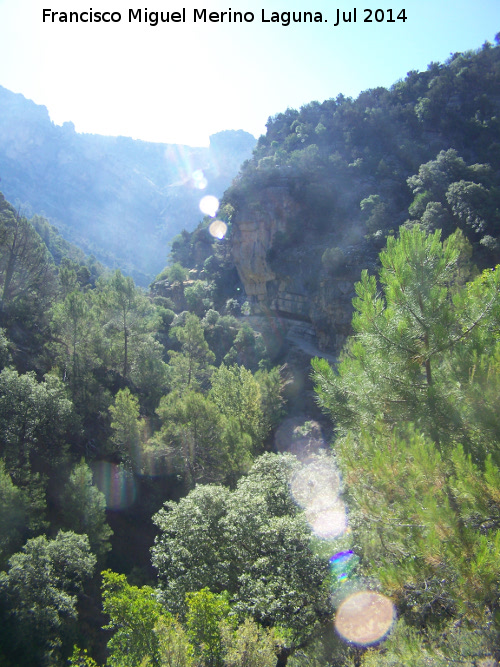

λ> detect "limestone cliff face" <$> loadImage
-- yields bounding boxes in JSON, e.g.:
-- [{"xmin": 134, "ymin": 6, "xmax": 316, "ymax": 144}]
[
  {"xmin": 231, "ymin": 186, "xmax": 290, "ymax": 299},
  {"xmin": 231, "ymin": 186, "xmax": 374, "ymax": 354},
  {"xmin": 310, "ymin": 274, "xmax": 359, "ymax": 353}
]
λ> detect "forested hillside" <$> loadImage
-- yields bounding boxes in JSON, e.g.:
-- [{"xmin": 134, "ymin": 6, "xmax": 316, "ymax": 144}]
[
  {"xmin": 169, "ymin": 37, "xmax": 500, "ymax": 353},
  {"xmin": 0, "ymin": 37, "xmax": 499, "ymax": 667},
  {"xmin": 0, "ymin": 86, "xmax": 256, "ymax": 284}
]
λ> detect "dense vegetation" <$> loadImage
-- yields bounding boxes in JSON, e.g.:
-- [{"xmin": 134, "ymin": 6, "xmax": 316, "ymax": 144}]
[
  {"xmin": 313, "ymin": 227, "xmax": 500, "ymax": 664},
  {"xmin": 0, "ymin": 189, "xmax": 292, "ymax": 665},
  {"xmin": 170, "ymin": 38, "xmax": 500, "ymax": 310},
  {"xmin": 0, "ymin": 37, "xmax": 500, "ymax": 667}
]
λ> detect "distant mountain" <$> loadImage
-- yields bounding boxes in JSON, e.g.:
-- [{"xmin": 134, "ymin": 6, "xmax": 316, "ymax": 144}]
[{"xmin": 0, "ymin": 86, "xmax": 256, "ymax": 284}]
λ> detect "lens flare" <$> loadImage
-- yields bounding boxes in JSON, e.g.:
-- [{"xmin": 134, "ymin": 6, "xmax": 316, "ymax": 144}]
[
  {"xmin": 192, "ymin": 169, "xmax": 208, "ymax": 190},
  {"xmin": 209, "ymin": 220, "xmax": 227, "ymax": 239},
  {"xmin": 291, "ymin": 458, "xmax": 341, "ymax": 505},
  {"xmin": 305, "ymin": 503, "xmax": 347, "ymax": 538},
  {"xmin": 330, "ymin": 550, "xmax": 354, "ymax": 570},
  {"xmin": 91, "ymin": 461, "xmax": 137, "ymax": 510},
  {"xmin": 290, "ymin": 456, "xmax": 347, "ymax": 538},
  {"xmin": 335, "ymin": 591, "xmax": 395, "ymax": 646},
  {"xmin": 199, "ymin": 195, "xmax": 219, "ymax": 217},
  {"xmin": 330, "ymin": 550, "xmax": 358, "ymax": 582}
]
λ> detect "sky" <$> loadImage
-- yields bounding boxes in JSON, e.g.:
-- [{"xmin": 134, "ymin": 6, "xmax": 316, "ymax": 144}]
[{"xmin": 0, "ymin": 0, "xmax": 498, "ymax": 146}]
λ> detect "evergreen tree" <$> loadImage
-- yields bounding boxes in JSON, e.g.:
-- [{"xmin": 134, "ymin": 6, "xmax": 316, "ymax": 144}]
[
  {"xmin": 167, "ymin": 312, "xmax": 215, "ymax": 394},
  {"xmin": 59, "ymin": 461, "xmax": 113, "ymax": 559},
  {"xmin": 312, "ymin": 227, "xmax": 500, "ymax": 663},
  {"xmin": 109, "ymin": 387, "xmax": 142, "ymax": 468},
  {"xmin": 154, "ymin": 389, "xmax": 252, "ymax": 487},
  {"xmin": 312, "ymin": 226, "xmax": 500, "ymax": 447},
  {"xmin": 98, "ymin": 270, "xmax": 159, "ymax": 381},
  {"xmin": 0, "ymin": 198, "xmax": 56, "ymax": 321}
]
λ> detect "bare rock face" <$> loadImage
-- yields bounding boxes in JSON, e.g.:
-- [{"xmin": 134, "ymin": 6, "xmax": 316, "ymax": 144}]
[
  {"xmin": 230, "ymin": 186, "xmax": 291, "ymax": 299},
  {"xmin": 311, "ymin": 274, "xmax": 359, "ymax": 352},
  {"xmin": 231, "ymin": 186, "xmax": 373, "ymax": 354}
]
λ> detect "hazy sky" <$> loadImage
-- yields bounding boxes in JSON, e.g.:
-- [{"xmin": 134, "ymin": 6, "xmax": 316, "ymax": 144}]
[{"xmin": 0, "ymin": 0, "xmax": 498, "ymax": 146}]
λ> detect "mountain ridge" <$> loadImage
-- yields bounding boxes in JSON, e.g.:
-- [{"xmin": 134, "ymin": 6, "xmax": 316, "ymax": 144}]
[{"xmin": 0, "ymin": 85, "xmax": 256, "ymax": 285}]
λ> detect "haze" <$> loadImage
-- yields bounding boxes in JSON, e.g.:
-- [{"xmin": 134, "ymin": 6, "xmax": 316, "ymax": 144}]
[{"xmin": 0, "ymin": 0, "xmax": 498, "ymax": 145}]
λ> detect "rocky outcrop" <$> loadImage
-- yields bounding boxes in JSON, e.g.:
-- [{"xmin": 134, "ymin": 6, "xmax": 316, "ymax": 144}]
[
  {"xmin": 231, "ymin": 186, "xmax": 375, "ymax": 354},
  {"xmin": 230, "ymin": 186, "xmax": 291, "ymax": 298}
]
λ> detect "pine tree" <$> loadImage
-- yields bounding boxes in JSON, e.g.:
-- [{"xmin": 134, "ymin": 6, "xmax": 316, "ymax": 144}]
[{"xmin": 312, "ymin": 226, "xmax": 500, "ymax": 663}]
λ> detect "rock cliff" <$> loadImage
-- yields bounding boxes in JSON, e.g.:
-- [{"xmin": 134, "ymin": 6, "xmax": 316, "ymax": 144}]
[{"xmin": 230, "ymin": 185, "xmax": 377, "ymax": 354}]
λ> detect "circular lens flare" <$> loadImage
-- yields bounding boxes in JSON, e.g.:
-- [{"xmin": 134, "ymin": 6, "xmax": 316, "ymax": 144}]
[
  {"xmin": 209, "ymin": 220, "xmax": 227, "ymax": 239},
  {"xmin": 192, "ymin": 169, "xmax": 208, "ymax": 190},
  {"xmin": 305, "ymin": 504, "xmax": 347, "ymax": 538},
  {"xmin": 199, "ymin": 195, "xmax": 219, "ymax": 217},
  {"xmin": 335, "ymin": 591, "xmax": 395, "ymax": 646},
  {"xmin": 290, "ymin": 457, "xmax": 347, "ymax": 538}
]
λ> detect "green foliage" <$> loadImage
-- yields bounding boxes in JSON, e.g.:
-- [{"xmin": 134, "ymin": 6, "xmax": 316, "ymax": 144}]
[
  {"xmin": 223, "ymin": 323, "xmax": 267, "ymax": 371},
  {"xmin": 152, "ymin": 484, "xmax": 232, "ymax": 613},
  {"xmin": 186, "ymin": 588, "xmax": 231, "ymax": 667},
  {"xmin": 68, "ymin": 646, "xmax": 100, "ymax": 667},
  {"xmin": 155, "ymin": 389, "xmax": 253, "ymax": 487},
  {"xmin": 407, "ymin": 149, "xmax": 500, "ymax": 240},
  {"xmin": 109, "ymin": 387, "xmax": 142, "ymax": 467},
  {"xmin": 0, "ymin": 531, "xmax": 95, "ymax": 665},
  {"xmin": 202, "ymin": 312, "xmax": 239, "ymax": 366},
  {"xmin": 359, "ymin": 618, "xmax": 499, "ymax": 666},
  {"xmin": 360, "ymin": 194, "xmax": 389, "ymax": 233},
  {"xmin": 184, "ymin": 280, "xmax": 213, "ymax": 317},
  {"xmin": 99, "ymin": 269, "xmax": 160, "ymax": 380},
  {"xmin": 0, "ymin": 328, "xmax": 11, "ymax": 369},
  {"xmin": 165, "ymin": 263, "xmax": 189, "ymax": 284},
  {"xmin": 337, "ymin": 424, "xmax": 500, "ymax": 622},
  {"xmin": 221, "ymin": 617, "xmax": 278, "ymax": 667},
  {"xmin": 0, "ymin": 196, "xmax": 57, "ymax": 321},
  {"xmin": 155, "ymin": 615, "xmax": 195, "ymax": 667},
  {"xmin": 0, "ymin": 460, "xmax": 31, "ymax": 568},
  {"xmin": 129, "ymin": 336, "xmax": 168, "ymax": 411},
  {"xmin": 31, "ymin": 217, "xmax": 90, "ymax": 270},
  {"xmin": 209, "ymin": 364, "xmax": 264, "ymax": 452},
  {"xmin": 59, "ymin": 460, "xmax": 113, "ymax": 559},
  {"xmin": 50, "ymin": 289, "xmax": 102, "ymax": 408},
  {"xmin": 102, "ymin": 569, "xmax": 163, "ymax": 667},
  {"xmin": 446, "ymin": 179, "xmax": 491, "ymax": 232},
  {"xmin": 0, "ymin": 367, "xmax": 73, "ymax": 475},
  {"xmin": 152, "ymin": 454, "xmax": 331, "ymax": 645},
  {"xmin": 254, "ymin": 365, "xmax": 286, "ymax": 433},
  {"xmin": 168, "ymin": 313, "xmax": 215, "ymax": 393},
  {"xmin": 313, "ymin": 226, "xmax": 500, "ymax": 446},
  {"xmin": 313, "ymin": 226, "xmax": 500, "ymax": 661}
]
